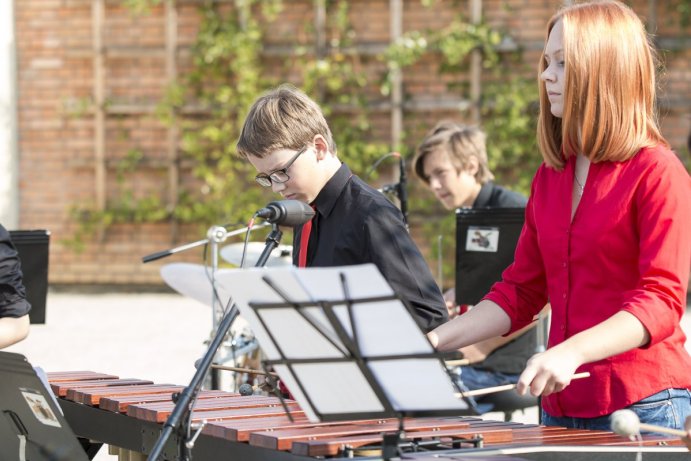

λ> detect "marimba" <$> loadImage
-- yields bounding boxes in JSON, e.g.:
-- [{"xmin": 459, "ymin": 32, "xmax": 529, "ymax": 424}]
[{"xmin": 48, "ymin": 371, "xmax": 687, "ymax": 460}]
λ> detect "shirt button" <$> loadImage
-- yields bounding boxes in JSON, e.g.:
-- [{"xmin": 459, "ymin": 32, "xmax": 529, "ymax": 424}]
[
  {"xmin": 562, "ymin": 262, "xmax": 567, "ymax": 268},
  {"xmin": 562, "ymin": 293, "xmax": 567, "ymax": 299}
]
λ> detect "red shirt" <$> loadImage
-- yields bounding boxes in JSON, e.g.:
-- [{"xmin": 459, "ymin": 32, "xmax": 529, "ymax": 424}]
[{"xmin": 485, "ymin": 145, "xmax": 691, "ymax": 418}]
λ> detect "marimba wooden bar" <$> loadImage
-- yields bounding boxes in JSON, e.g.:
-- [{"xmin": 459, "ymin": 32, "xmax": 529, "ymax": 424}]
[{"xmin": 48, "ymin": 371, "xmax": 688, "ymax": 461}]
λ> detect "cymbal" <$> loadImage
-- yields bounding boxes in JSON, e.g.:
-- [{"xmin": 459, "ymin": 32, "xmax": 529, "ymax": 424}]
[
  {"xmin": 160, "ymin": 262, "xmax": 236, "ymax": 310},
  {"xmin": 220, "ymin": 242, "xmax": 293, "ymax": 268}
]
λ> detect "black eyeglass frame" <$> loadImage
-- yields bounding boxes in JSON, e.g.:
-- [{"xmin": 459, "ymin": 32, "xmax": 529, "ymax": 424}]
[{"xmin": 255, "ymin": 145, "xmax": 308, "ymax": 187}]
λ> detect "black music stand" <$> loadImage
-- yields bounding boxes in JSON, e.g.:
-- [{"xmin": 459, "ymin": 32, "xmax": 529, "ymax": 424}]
[
  {"xmin": 0, "ymin": 351, "xmax": 89, "ymax": 461},
  {"xmin": 216, "ymin": 264, "xmax": 475, "ymax": 459}
]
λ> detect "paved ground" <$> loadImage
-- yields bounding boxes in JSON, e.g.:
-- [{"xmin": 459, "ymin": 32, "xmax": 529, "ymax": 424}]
[{"xmin": 5, "ymin": 289, "xmax": 691, "ymax": 460}]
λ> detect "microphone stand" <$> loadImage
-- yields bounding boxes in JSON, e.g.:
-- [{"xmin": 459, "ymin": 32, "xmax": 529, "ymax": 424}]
[
  {"xmin": 377, "ymin": 156, "xmax": 409, "ymax": 229},
  {"xmin": 397, "ymin": 155, "xmax": 408, "ymax": 227},
  {"xmin": 255, "ymin": 224, "xmax": 283, "ymax": 267},
  {"xmin": 146, "ymin": 224, "xmax": 284, "ymax": 461}
]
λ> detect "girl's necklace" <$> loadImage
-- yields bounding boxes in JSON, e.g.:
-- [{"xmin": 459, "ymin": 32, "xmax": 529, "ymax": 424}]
[{"xmin": 574, "ymin": 173, "xmax": 585, "ymax": 196}]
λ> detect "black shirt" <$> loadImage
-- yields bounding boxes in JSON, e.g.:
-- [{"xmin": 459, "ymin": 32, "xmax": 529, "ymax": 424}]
[
  {"xmin": 293, "ymin": 163, "xmax": 447, "ymax": 332},
  {"xmin": 470, "ymin": 182, "xmax": 537, "ymax": 375},
  {"xmin": 0, "ymin": 224, "xmax": 31, "ymax": 318},
  {"xmin": 473, "ymin": 181, "xmax": 527, "ymax": 209}
]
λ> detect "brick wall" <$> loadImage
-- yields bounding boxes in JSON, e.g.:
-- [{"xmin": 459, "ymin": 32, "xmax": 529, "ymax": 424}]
[{"xmin": 13, "ymin": 0, "xmax": 691, "ymax": 287}]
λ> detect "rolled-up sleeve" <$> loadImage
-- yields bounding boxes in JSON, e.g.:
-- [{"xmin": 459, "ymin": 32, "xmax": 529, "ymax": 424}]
[{"xmin": 620, "ymin": 154, "xmax": 691, "ymax": 347}]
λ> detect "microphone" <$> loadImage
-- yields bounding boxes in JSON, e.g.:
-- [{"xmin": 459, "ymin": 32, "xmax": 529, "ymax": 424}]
[
  {"xmin": 256, "ymin": 200, "xmax": 315, "ymax": 227},
  {"xmin": 610, "ymin": 409, "xmax": 688, "ymax": 439}
]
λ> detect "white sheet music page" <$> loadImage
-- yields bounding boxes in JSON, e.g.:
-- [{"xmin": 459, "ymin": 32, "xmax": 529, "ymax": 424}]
[{"xmin": 215, "ymin": 263, "xmax": 468, "ymax": 422}]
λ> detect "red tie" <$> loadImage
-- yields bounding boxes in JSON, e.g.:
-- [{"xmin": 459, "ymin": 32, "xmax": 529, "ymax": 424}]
[{"xmin": 298, "ymin": 207, "xmax": 315, "ymax": 267}]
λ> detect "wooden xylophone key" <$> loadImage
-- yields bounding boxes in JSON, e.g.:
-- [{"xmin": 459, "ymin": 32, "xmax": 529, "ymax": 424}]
[
  {"xmin": 204, "ymin": 417, "xmax": 417, "ymax": 444},
  {"xmin": 490, "ymin": 426, "xmax": 614, "ymax": 448},
  {"xmin": 536, "ymin": 433, "xmax": 684, "ymax": 447},
  {"xmin": 127, "ymin": 396, "xmax": 302, "ymax": 423},
  {"xmin": 203, "ymin": 414, "xmax": 314, "ymax": 442},
  {"xmin": 100, "ymin": 389, "xmax": 229, "ymax": 413},
  {"xmin": 600, "ymin": 435, "xmax": 684, "ymax": 446},
  {"xmin": 67, "ymin": 384, "xmax": 185, "ymax": 406},
  {"xmin": 290, "ymin": 423, "xmax": 519, "ymax": 457},
  {"xmin": 46, "ymin": 371, "xmax": 119, "ymax": 382},
  {"xmin": 204, "ymin": 416, "xmax": 461, "ymax": 444},
  {"xmin": 249, "ymin": 417, "xmax": 497, "ymax": 452},
  {"xmin": 53, "ymin": 378, "xmax": 154, "ymax": 398},
  {"xmin": 470, "ymin": 424, "xmax": 683, "ymax": 448},
  {"xmin": 49, "ymin": 372, "xmax": 122, "ymax": 396}
]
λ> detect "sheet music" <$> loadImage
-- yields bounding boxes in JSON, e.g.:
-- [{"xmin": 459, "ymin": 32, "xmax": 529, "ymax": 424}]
[{"xmin": 215, "ymin": 263, "xmax": 470, "ymax": 422}]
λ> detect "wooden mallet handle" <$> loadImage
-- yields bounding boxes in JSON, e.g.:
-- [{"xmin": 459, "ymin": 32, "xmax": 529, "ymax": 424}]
[{"xmin": 456, "ymin": 371, "xmax": 591, "ymax": 398}]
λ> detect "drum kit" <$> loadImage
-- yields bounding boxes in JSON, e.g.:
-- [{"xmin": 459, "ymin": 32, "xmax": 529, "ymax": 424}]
[{"xmin": 159, "ymin": 241, "xmax": 293, "ymax": 392}]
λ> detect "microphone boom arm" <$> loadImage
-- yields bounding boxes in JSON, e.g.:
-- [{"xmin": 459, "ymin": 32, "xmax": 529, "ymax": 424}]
[{"xmin": 141, "ymin": 222, "xmax": 270, "ymax": 263}]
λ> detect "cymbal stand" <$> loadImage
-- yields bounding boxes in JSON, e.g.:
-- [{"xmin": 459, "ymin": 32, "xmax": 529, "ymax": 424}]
[
  {"xmin": 211, "ymin": 224, "xmax": 284, "ymax": 389},
  {"xmin": 141, "ymin": 222, "xmax": 270, "ymax": 390},
  {"xmin": 206, "ymin": 225, "xmax": 230, "ymax": 390}
]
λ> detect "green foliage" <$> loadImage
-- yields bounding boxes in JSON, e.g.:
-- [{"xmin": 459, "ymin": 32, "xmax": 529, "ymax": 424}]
[
  {"xmin": 171, "ymin": 1, "xmax": 274, "ymax": 226},
  {"xmin": 437, "ymin": 20, "xmax": 502, "ymax": 68},
  {"xmin": 71, "ymin": 0, "xmax": 539, "ymax": 257},
  {"xmin": 672, "ymin": 0, "xmax": 691, "ymax": 28},
  {"xmin": 121, "ymin": 0, "xmax": 162, "ymax": 16},
  {"xmin": 379, "ymin": 7, "xmax": 540, "ymax": 281},
  {"xmin": 299, "ymin": 1, "xmax": 391, "ymax": 172},
  {"xmin": 63, "ymin": 147, "xmax": 168, "ymax": 251},
  {"xmin": 482, "ymin": 76, "xmax": 540, "ymax": 194}
]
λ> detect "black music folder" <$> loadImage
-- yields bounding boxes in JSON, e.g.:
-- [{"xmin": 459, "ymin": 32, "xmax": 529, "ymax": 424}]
[
  {"xmin": 455, "ymin": 207, "xmax": 525, "ymax": 306},
  {"xmin": 0, "ymin": 351, "xmax": 88, "ymax": 461},
  {"xmin": 9, "ymin": 229, "xmax": 50, "ymax": 324}
]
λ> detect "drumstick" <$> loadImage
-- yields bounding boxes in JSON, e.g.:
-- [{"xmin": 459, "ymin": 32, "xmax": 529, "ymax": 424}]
[
  {"xmin": 456, "ymin": 371, "xmax": 590, "ymax": 398},
  {"xmin": 445, "ymin": 358, "xmax": 470, "ymax": 367},
  {"xmin": 210, "ymin": 364, "xmax": 278, "ymax": 377}
]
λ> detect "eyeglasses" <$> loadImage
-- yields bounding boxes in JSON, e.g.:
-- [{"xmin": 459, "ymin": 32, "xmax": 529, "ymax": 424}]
[{"xmin": 255, "ymin": 146, "xmax": 308, "ymax": 187}]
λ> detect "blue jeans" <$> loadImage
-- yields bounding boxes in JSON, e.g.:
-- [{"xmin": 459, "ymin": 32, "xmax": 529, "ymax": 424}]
[
  {"xmin": 541, "ymin": 388, "xmax": 691, "ymax": 432},
  {"xmin": 459, "ymin": 366, "xmax": 521, "ymax": 390}
]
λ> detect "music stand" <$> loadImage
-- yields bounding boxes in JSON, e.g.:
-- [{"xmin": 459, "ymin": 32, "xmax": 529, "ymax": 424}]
[
  {"xmin": 215, "ymin": 264, "xmax": 474, "ymax": 457},
  {"xmin": 0, "ymin": 351, "xmax": 89, "ymax": 461}
]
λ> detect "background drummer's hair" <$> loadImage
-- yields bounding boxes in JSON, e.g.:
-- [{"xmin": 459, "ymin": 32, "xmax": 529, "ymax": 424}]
[
  {"xmin": 412, "ymin": 121, "xmax": 494, "ymax": 185},
  {"xmin": 537, "ymin": 0, "xmax": 667, "ymax": 170},
  {"xmin": 236, "ymin": 84, "xmax": 337, "ymax": 158}
]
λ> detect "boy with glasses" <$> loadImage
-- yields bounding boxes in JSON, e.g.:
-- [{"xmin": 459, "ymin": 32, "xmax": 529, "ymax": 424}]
[{"xmin": 237, "ymin": 84, "xmax": 447, "ymax": 333}]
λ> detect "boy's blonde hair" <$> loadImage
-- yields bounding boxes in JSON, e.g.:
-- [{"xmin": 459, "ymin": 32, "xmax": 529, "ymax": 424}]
[
  {"xmin": 413, "ymin": 121, "xmax": 494, "ymax": 184},
  {"xmin": 237, "ymin": 84, "xmax": 336, "ymax": 158}
]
